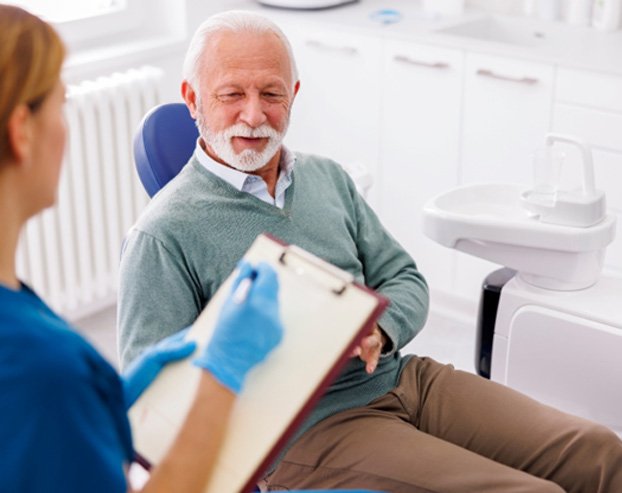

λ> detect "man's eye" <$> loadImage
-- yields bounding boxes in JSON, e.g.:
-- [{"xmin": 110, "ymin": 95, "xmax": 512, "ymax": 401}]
[
  {"xmin": 219, "ymin": 93, "xmax": 243, "ymax": 101},
  {"xmin": 263, "ymin": 92, "xmax": 282, "ymax": 100}
]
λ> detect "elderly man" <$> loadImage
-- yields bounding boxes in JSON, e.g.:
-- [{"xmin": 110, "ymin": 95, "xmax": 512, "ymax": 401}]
[{"xmin": 118, "ymin": 10, "xmax": 622, "ymax": 493}]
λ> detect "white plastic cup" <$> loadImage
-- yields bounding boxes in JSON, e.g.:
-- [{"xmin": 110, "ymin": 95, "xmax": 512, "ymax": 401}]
[
  {"xmin": 536, "ymin": 0, "xmax": 562, "ymax": 21},
  {"xmin": 593, "ymin": 0, "xmax": 621, "ymax": 31},
  {"xmin": 531, "ymin": 147, "xmax": 564, "ymax": 205},
  {"xmin": 566, "ymin": 0, "xmax": 593, "ymax": 25}
]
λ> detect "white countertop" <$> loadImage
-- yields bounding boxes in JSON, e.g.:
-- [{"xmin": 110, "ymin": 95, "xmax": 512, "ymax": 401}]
[{"xmin": 222, "ymin": 0, "xmax": 622, "ymax": 76}]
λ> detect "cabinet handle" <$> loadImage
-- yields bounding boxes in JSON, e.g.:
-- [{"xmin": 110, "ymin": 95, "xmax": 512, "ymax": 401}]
[
  {"xmin": 476, "ymin": 68, "xmax": 538, "ymax": 85},
  {"xmin": 305, "ymin": 39, "xmax": 358, "ymax": 56},
  {"xmin": 393, "ymin": 55, "xmax": 449, "ymax": 70}
]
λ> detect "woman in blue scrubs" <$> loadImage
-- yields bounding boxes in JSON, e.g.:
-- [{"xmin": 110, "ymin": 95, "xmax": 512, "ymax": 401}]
[{"xmin": 0, "ymin": 5, "xmax": 286, "ymax": 492}]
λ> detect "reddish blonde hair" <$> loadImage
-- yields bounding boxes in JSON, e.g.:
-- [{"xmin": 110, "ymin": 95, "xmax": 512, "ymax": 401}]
[{"xmin": 0, "ymin": 5, "xmax": 65, "ymax": 161}]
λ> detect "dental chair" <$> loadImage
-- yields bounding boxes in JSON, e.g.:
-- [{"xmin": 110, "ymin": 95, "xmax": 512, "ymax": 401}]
[
  {"xmin": 422, "ymin": 133, "xmax": 621, "ymax": 439},
  {"xmin": 134, "ymin": 103, "xmax": 199, "ymax": 198},
  {"xmin": 132, "ymin": 102, "xmax": 381, "ymax": 493}
]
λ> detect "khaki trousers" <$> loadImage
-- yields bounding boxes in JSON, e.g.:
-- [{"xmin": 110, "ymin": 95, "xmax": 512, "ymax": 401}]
[{"xmin": 265, "ymin": 357, "xmax": 622, "ymax": 493}]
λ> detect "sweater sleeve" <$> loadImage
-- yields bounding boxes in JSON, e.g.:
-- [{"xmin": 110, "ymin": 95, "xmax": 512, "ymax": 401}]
[
  {"xmin": 350, "ymin": 176, "xmax": 429, "ymax": 355},
  {"xmin": 117, "ymin": 229, "xmax": 204, "ymax": 368}
]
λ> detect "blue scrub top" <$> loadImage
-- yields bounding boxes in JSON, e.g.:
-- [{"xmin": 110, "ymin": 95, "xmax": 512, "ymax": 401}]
[{"xmin": 0, "ymin": 283, "xmax": 133, "ymax": 492}]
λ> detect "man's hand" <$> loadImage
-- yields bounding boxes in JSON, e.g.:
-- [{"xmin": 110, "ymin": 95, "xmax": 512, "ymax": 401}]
[{"xmin": 351, "ymin": 324, "xmax": 386, "ymax": 374}]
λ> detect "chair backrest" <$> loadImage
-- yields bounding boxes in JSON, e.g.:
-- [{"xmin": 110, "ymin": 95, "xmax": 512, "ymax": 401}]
[{"xmin": 133, "ymin": 102, "xmax": 199, "ymax": 197}]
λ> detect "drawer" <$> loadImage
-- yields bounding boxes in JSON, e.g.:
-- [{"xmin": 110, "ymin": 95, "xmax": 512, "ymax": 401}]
[
  {"xmin": 385, "ymin": 39, "xmax": 464, "ymax": 70},
  {"xmin": 556, "ymin": 68, "xmax": 622, "ymax": 112},
  {"xmin": 465, "ymin": 52, "xmax": 555, "ymax": 91},
  {"xmin": 553, "ymin": 103, "xmax": 622, "ymax": 152},
  {"xmin": 461, "ymin": 53, "xmax": 554, "ymax": 184}
]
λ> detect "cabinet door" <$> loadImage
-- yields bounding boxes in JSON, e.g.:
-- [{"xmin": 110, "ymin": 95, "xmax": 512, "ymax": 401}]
[
  {"xmin": 461, "ymin": 53, "xmax": 554, "ymax": 185},
  {"xmin": 380, "ymin": 40, "xmax": 464, "ymax": 292},
  {"xmin": 279, "ymin": 23, "xmax": 383, "ymax": 209},
  {"xmin": 455, "ymin": 53, "xmax": 555, "ymax": 302}
]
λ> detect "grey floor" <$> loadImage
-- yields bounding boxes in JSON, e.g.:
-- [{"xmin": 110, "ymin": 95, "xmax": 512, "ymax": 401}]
[
  {"xmin": 73, "ymin": 305, "xmax": 478, "ymax": 374},
  {"xmin": 402, "ymin": 312, "xmax": 477, "ymax": 374},
  {"xmin": 73, "ymin": 306, "xmax": 122, "ymax": 369}
]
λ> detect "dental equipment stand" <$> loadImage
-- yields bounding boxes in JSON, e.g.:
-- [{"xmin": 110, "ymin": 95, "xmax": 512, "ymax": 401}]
[{"xmin": 423, "ymin": 134, "xmax": 621, "ymax": 437}]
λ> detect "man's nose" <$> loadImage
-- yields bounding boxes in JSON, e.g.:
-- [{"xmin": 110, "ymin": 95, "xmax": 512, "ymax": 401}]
[{"xmin": 239, "ymin": 95, "xmax": 267, "ymax": 128}]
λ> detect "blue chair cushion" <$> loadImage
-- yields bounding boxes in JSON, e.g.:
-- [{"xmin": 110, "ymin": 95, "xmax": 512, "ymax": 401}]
[{"xmin": 133, "ymin": 102, "xmax": 199, "ymax": 197}]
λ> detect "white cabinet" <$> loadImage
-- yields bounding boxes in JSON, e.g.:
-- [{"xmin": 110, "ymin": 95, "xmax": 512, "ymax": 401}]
[
  {"xmin": 260, "ymin": 15, "xmax": 618, "ymax": 308},
  {"xmin": 379, "ymin": 40, "xmax": 464, "ymax": 291},
  {"xmin": 552, "ymin": 68, "xmax": 622, "ymax": 275},
  {"xmin": 279, "ymin": 23, "xmax": 383, "ymax": 209},
  {"xmin": 454, "ymin": 53, "xmax": 555, "ymax": 303}
]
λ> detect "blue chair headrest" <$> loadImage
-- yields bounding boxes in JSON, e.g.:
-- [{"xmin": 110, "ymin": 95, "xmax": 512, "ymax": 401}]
[{"xmin": 133, "ymin": 102, "xmax": 199, "ymax": 197}]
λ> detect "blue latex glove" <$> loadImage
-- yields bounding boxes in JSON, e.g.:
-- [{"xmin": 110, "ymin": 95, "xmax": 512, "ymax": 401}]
[
  {"xmin": 193, "ymin": 261, "xmax": 284, "ymax": 394},
  {"xmin": 121, "ymin": 328, "xmax": 196, "ymax": 409}
]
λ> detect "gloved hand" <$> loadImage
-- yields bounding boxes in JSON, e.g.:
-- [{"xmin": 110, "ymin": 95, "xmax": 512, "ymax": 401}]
[
  {"xmin": 121, "ymin": 328, "xmax": 196, "ymax": 409},
  {"xmin": 193, "ymin": 261, "xmax": 284, "ymax": 394}
]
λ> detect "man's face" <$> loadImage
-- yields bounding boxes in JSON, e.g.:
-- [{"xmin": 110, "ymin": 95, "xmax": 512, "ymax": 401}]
[{"xmin": 191, "ymin": 30, "xmax": 297, "ymax": 172}]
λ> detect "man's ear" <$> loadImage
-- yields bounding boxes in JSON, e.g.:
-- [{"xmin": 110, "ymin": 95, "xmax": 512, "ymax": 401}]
[
  {"xmin": 6, "ymin": 105, "xmax": 32, "ymax": 165},
  {"xmin": 290, "ymin": 80, "xmax": 301, "ymax": 104},
  {"xmin": 181, "ymin": 80, "xmax": 198, "ymax": 119}
]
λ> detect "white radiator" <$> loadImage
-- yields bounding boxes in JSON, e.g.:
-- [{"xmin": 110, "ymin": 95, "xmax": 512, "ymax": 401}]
[{"xmin": 16, "ymin": 66, "xmax": 164, "ymax": 320}]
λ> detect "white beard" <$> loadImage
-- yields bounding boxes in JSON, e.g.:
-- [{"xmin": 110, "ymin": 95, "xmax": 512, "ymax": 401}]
[{"xmin": 197, "ymin": 113, "xmax": 287, "ymax": 173}]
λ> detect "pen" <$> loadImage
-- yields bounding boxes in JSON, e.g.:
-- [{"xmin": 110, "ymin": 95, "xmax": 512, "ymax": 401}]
[{"xmin": 232, "ymin": 270, "xmax": 257, "ymax": 304}]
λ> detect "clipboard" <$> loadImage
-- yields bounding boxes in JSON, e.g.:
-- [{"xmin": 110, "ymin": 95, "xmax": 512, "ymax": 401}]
[{"xmin": 128, "ymin": 233, "xmax": 389, "ymax": 493}]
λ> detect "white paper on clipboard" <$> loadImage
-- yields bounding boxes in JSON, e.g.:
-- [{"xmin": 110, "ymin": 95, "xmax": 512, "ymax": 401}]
[{"xmin": 128, "ymin": 233, "xmax": 388, "ymax": 493}]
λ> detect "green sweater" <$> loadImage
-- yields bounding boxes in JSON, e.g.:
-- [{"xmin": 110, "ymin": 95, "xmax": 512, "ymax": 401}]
[{"xmin": 118, "ymin": 152, "xmax": 429, "ymax": 456}]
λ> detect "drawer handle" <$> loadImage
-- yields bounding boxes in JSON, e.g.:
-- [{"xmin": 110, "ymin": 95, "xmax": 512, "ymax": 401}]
[
  {"xmin": 305, "ymin": 39, "xmax": 358, "ymax": 56},
  {"xmin": 394, "ymin": 55, "xmax": 449, "ymax": 69},
  {"xmin": 476, "ymin": 68, "xmax": 538, "ymax": 85}
]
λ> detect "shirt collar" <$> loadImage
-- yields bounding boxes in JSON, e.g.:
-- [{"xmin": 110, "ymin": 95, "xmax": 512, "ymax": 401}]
[
  {"xmin": 194, "ymin": 140, "xmax": 296, "ymax": 191},
  {"xmin": 194, "ymin": 141, "xmax": 247, "ymax": 190}
]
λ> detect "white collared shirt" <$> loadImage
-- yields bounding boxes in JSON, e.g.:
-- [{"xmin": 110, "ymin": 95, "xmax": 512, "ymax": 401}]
[{"xmin": 195, "ymin": 141, "xmax": 296, "ymax": 209}]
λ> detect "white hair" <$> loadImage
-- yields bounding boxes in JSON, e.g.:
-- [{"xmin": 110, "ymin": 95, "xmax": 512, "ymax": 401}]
[{"xmin": 182, "ymin": 10, "xmax": 299, "ymax": 91}]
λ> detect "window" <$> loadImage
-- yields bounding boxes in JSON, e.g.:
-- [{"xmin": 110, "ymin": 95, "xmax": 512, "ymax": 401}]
[
  {"xmin": 11, "ymin": 0, "xmax": 146, "ymax": 48},
  {"xmin": 10, "ymin": 0, "xmax": 125, "ymax": 23}
]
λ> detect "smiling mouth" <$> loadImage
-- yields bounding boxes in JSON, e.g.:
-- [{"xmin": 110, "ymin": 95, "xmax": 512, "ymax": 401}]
[
  {"xmin": 235, "ymin": 136, "xmax": 266, "ymax": 142},
  {"xmin": 232, "ymin": 136, "xmax": 269, "ymax": 150}
]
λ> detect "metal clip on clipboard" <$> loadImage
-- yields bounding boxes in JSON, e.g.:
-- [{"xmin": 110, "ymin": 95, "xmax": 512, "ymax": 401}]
[{"xmin": 279, "ymin": 245, "xmax": 354, "ymax": 296}]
